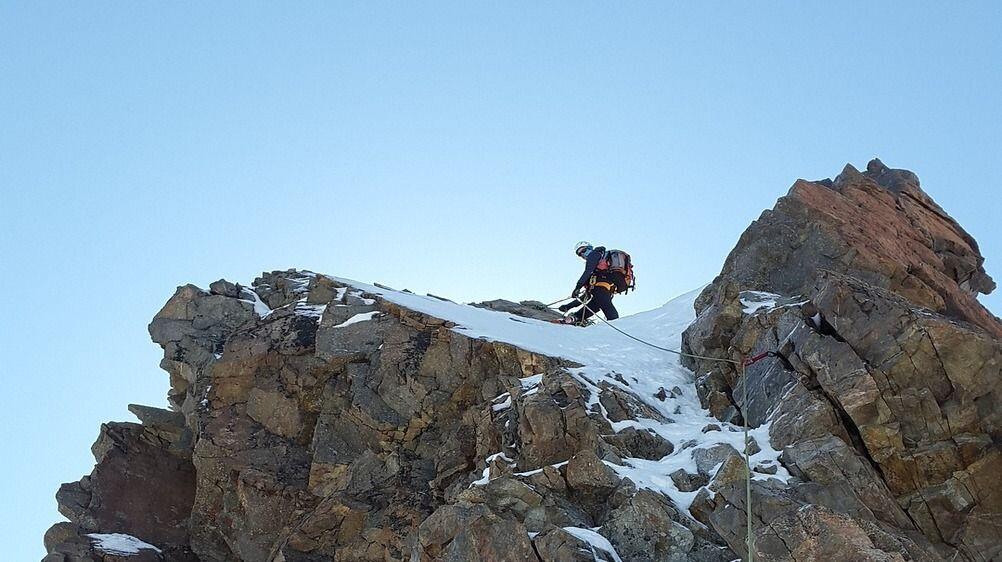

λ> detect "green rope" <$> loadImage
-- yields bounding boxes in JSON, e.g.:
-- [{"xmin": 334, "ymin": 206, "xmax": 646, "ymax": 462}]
[
  {"xmin": 577, "ymin": 300, "xmax": 756, "ymax": 562},
  {"xmin": 570, "ymin": 300, "xmax": 742, "ymax": 365},
  {"xmin": 743, "ymin": 360, "xmax": 754, "ymax": 562}
]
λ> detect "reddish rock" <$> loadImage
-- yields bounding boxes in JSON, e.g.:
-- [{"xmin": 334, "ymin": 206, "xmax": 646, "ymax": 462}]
[{"xmin": 683, "ymin": 161, "xmax": 1000, "ymax": 561}]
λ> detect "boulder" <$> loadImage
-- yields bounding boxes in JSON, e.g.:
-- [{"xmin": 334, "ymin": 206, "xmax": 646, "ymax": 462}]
[
  {"xmin": 55, "ymin": 422, "xmax": 196, "ymax": 550},
  {"xmin": 670, "ymin": 468, "xmax": 709, "ymax": 492},
  {"xmin": 472, "ymin": 299, "xmax": 564, "ymax": 322},
  {"xmin": 600, "ymin": 489, "xmax": 695, "ymax": 562},
  {"xmin": 533, "ymin": 526, "xmax": 617, "ymax": 561},
  {"xmin": 602, "ymin": 427, "xmax": 674, "ymax": 460},
  {"xmin": 411, "ymin": 504, "xmax": 539, "ymax": 562},
  {"xmin": 692, "ymin": 443, "xmax": 742, "ymax": 476},
  {"xmin": 565, "ymin": 449, "xmax": 621, "ymax": 493}
]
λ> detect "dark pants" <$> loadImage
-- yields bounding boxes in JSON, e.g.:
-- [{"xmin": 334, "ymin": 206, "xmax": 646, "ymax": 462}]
[{"xmin": 573, "ymin": 286, "xmax": 619, "ymax": 322}]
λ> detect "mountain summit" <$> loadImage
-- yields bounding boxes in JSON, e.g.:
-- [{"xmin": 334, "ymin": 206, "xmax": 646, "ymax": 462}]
[{"xmin": 45, "ymin": 160, "xmax": 1000, "ymax": 562}]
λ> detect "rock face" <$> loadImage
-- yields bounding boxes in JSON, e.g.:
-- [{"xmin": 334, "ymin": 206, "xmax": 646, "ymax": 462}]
[
  {"xmin": 682, "ymin": 160, "xmax": 1001, "ymax": 561},
  {"xmin": 45, "ymin": 159, "xmax": 1000, "ymax": 562},
  {"xmin": 700, "ymin": 159, "xmax": 998, "ymax": 338},
  {"xmin": 49, "ymin": 415, "xmax": 199, "ymax": 561},
  {"xmin": 51, "ymin": 269, "xmax": 726, "ymax": 561}
]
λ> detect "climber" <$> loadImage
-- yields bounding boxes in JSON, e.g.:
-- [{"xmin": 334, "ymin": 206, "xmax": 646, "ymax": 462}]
[{"xmin": 556, "ymin": 241, "xmax": 635, "ymax": 325}]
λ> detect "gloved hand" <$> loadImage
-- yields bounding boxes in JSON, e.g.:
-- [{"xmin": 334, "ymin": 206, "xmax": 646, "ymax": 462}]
[{"xmin": 558, "ymin": 302, "xmax": 575, "ymax": 312}]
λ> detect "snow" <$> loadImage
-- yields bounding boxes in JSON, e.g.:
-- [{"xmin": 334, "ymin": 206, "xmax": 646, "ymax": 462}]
[
  {"xmin": 316, "ymin": 275, "xmax": 790, "ymax": 514},
  {"xmin": 240, "ymin": 288, "xmax": 272, "ymax": 318},
  {"xmin": 240, "ymin": 275, "xmax": 350, "ymax": 321},
  {"xmin": 293, "ymin": 300, "xmax": 327, "ymax": 319},
  {"xmin": 561, "ymin": 527, "xmax": 623, "ymax": 562},
  {"xmin": 515, "ymin": 460, "xmax": 569, "ymax": 477},
  {"xmin": 471, "ymin": 452, "xmax": 515, "ymax": 486},
  {"xmin": 334, "ymin": 311, "xmax": 380, "ymax": 328},
  {"xmin": 491, "ymin": 394, "xmax": 513, "ymax": 412},
  {"xmin": 520, "ymin": 374, "xmax": 543, "ymax": 388},
  {"xmin": 520, "ymin": 373, "xmax": 543, "ymax": 397},
  {"xmin": 810, "ymin": 312, "xmax": 822, "ymax": 327},
  {"xmin": 86, "ymin": 533, "xmax": 161, "ymax": 556},
  {"xmin": 288, "ymin": 275, "xmax": 312, "ymax": 293},
  {"xmin": 740, "ymin": 290, "xmax": 781, "ymax": 314}
]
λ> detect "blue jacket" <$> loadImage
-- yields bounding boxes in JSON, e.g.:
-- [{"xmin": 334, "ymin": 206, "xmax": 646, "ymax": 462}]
[{"xmin": 574, "ymin": 246, "xmax": 606, "ymax": 293}]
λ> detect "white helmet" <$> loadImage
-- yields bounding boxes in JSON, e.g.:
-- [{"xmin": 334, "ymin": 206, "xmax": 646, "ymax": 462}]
[{"xmin": 574, "ymin": 241, "xmax": 593, "ymax": 256}]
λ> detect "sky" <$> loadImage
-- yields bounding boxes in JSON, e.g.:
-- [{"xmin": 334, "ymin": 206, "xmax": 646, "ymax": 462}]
[{"xmin": 1, "ymin": 2, "xmax": 1000, "ymax": 559}]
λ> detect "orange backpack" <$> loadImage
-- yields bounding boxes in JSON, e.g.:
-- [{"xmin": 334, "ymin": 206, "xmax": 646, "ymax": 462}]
[{"xmin": 596, "ymin": 249, "xmax": 635, "ymax": 293}]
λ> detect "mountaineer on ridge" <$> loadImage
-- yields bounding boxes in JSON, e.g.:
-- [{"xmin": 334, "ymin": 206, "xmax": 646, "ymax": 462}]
[{"xmin": 557, "ymin": 241, "xmax": 635, "ymax": 324}]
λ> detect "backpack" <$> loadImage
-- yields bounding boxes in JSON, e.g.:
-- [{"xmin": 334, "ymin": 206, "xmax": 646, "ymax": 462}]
[{"xmin": 596, "ymin": 249, "xmax": 635, "ymax": 293}]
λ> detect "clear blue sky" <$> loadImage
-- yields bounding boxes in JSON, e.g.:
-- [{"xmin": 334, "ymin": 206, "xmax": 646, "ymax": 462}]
[{"xmin": 2, "ymin": 3, "xmax": 1000, "ymax": 559}]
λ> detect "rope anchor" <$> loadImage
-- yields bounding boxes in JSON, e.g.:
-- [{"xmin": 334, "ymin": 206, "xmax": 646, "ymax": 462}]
[{"xmin": 743, "ymin": 351, "xmax": 776, "ymax": 367}]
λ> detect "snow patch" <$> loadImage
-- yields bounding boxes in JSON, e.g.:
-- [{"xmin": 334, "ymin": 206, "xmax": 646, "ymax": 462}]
[
  {"xmin": 334, "ymin": 311, "xmax": 380, "ymax": 328},
  {"xmin": 346, "ymin": 289, "xmax": 376, "ymax": 305},
  {"xmin": 471, "ymin": 452, "xmax": 515, "ymax": 486},
  {"xmin": 288, "ymin": 276, "xmax": 311, "ymax": 293},
  {"xmin": 740, "ymin": 291, "xmax": 781, "ymax": 314},
  {"xmin": 561, "ymin": 527, "xmax": 623, "ymax": 562},
  {"xmin": 515, "ymin": 460, "xmax": 569, "ymax": 477},
  {"xmin": 492, "ymin": 394, "xmax": 513, "ymax": 412},
  {"xmin": 240, "ymin": 288, "xmax": 272, "ymax": 318},
  {"xmin": 520, "ymin": 373, "xmax": 543, "ymax": 397},
  {"xmin": 87, "ymin": 533, "xmax": 162, "ymax": 556},
  {"xmin": 293, "ymin": 298, "xmax": 327, "ymax": 319},
  {"xmin": 520, "ymin": 373, "xmax": 543, "ymax": 388}
]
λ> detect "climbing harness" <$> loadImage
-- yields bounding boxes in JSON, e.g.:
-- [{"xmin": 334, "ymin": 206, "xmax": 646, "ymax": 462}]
[
  {"xmin": 591, "ymin": 280, "xmax": 618, "ymax": 293},
  {"xmin": 574, "ymin": 300, "xmax": 777, "ymax": 562}
]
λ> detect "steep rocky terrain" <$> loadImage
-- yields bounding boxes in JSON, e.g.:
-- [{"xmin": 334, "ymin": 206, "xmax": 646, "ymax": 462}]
[
  {"xmin": 45, "ymin": 160, "xmax": 1000, "ymax": 562},
  {"xmin": 682, "ymin": 160, "xmax": 1001, "ymax": 561}
]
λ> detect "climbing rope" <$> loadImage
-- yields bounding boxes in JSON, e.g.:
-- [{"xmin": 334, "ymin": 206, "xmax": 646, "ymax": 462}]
[
  {"xmin": 570, "ymin": 299, "xmax": 774, "ymax": 562},
  {"xmin": 562, "ymin": 298, "xmax": 754, "ymax": 365},
  {"xmin": 743, "ymin": 359, "xmax": 754, "ymax": 562}
]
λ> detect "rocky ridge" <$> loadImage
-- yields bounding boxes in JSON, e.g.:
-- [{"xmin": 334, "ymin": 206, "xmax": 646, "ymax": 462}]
[
  {"xmin": 682, "ymin": 159, "xmax": 1000, "ymax": 560},
  {"xmin": 45, "ymin": 159, "xmax": 1000, "ymax": 562}
]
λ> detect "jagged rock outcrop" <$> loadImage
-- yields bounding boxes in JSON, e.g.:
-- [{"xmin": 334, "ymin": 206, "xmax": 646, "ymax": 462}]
[
  {"xmin": 50, "ymin": 270, "xmax": 732, "ymax": 561},
  {"xmin": 472, "ymin": 300, "xmax": 564, "ymax": 322},
  {"xmin": 49, "ymin": 402, "xmax": 198, "ymax": 562},
  {"xmin": 45, "ymin": 159, "xmax": 1000, "ymax": 562},
  {"xmin": 682, "ymin": 159, "xmax": 1001, "ymax": 561},
  {"xmin": 695, "ymin": 159, "xmax": 998, "ymax": 337}
]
